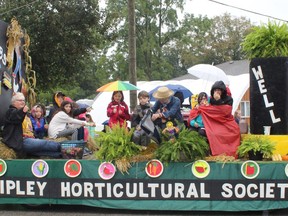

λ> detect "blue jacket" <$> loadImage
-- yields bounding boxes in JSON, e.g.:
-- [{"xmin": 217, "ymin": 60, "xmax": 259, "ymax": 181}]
[{"xmin": 151, "ymin": 96, "xmax": 183, "ymax": 126}]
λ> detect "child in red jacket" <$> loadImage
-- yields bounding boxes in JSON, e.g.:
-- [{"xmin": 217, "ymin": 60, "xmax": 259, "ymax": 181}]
[{"xmin": 107, "ymin": 91, "xmax": 130, "ymax": 128}]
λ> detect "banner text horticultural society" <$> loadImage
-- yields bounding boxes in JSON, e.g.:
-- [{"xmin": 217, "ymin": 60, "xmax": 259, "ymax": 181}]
[{"xmin": 1, "ymin": 178, "xmax": 288, "ymax": 200}]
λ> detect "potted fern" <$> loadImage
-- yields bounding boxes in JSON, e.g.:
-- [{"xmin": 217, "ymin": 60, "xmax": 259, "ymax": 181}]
[
  {"xmin": 237, "ymin": 135, "xmax": 275, "ymax": 160},
  {"xmin": 96, "ymin": 123, "xmax": 142, "ymax": 173},
  {"xmin": 242, "ymin": 21, "xmax": 288, "ymax": 135},
  {"xmin": 155, "ymin": 128, "xmax": 209, "ymax": 163}
]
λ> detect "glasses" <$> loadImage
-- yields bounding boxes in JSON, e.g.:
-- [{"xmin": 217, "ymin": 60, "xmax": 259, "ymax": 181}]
[{"xmin": 16, "ymin": 99, "xmax": 25, "ymax": 102}]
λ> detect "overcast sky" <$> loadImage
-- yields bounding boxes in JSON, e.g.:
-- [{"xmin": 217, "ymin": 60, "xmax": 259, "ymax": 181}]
[{"xmin": 184, "ymin": 0, "xmax": 288, "ymax": 25}]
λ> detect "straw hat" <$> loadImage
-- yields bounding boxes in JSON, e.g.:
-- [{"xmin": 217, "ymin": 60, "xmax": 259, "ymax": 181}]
[{"xmin": 152, "ymin": 87, "xmax": 174, "ymax": 99}]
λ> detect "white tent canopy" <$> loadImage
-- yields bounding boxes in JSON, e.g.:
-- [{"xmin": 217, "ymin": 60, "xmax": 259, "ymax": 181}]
[{"xmin": 90, "ymin": 74, "xmax": 249, "ymax": 130}]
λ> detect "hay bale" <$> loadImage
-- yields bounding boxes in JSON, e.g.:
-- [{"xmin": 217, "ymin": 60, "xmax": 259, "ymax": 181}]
[
  {"xmin": 0, "ymin": 141, "xmax": 17, "ymax": 159},
  {"xmin": 86, "ymin": 136, "xmax": 99, "ymax": 152}
]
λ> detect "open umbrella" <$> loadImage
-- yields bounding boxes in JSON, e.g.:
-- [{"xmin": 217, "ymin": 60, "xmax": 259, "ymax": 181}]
[
  {"xmin": 96, "ymin": 80, "xmax": 139, "ymax": 92},
  {"xmin": 149, "ymin": 84, "xmax": 192, "ymax": 101},
  {"xmin": 188, "ymin": 64, "xmax": 229, "ymax": 85}
]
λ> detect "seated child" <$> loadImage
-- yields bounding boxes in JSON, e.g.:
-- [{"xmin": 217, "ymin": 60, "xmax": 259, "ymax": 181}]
[
  {"xmin": 131, "ymin": 91, "xmax": 153, "ymax": 146},
  {"xmin": 29, "ymin": 104, "xmax": 48, "ymax": 139},
  {"xmin": 188, "ymin": 92, "xmax": 209, "ymax": 137}
]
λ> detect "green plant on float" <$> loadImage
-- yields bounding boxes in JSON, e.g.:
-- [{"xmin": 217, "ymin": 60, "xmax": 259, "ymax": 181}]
[
  {"xmin": 242, "ymin": 21, "xmax": 288, "ymax": 59},
  {"xmin": 96, "ymin": 123, "xmax": 142, "ymax": 162},
  {"xmin": 237, "ymin": 134, "xmax": 276, "ymax": 159},
  {"xmin": 155, "ymin": 128, "xmax": 210, "ymax": 163}
]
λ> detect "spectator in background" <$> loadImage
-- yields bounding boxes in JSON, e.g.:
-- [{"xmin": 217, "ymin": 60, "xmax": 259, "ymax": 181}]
[{"xmin": 234, "ymin": 109, "xmax": 241, "ymax": 124}]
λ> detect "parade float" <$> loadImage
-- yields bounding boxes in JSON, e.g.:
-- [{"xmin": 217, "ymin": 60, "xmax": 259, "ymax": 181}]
[{"xmin": 1, "ymin": 19, "xmax": 288, "ymax": 212}]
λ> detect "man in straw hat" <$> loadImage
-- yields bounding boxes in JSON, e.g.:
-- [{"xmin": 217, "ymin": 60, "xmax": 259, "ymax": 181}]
[{"xmin": 151, "ymin": 86, "xmax": 184, "ymax": 131}]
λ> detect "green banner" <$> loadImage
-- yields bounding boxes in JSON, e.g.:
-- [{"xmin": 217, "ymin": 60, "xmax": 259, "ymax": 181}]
[{"xmin": 0, "ymin": 159, "xmax": 288, "ymax": 211}]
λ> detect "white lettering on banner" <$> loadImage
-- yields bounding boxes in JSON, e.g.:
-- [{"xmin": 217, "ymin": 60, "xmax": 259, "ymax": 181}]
[
  {"xmin": 252, "ymin": 66, "xmax": 281, "ymax": 124},
  {"xmin": 83, "ymin": 182, "xmax": 94, "ymax": 197},
  {"xmin": 161, "ymin": 183, "xmax": 172, "ymax": 198},
  {"xmin": 0, "ymin": 180, "xmax": 47, "ymax": 196},
  {"xmin": 71, "ymin": 182, "xmax": 82, "ymax": 197},
  {"xmin": 126, "ymin": 183, "xmax": 137, "ymax": 197},
  {"xmin": 221, "ymin": 183, "xmax": 288, "ymax": 199},
  {"xmin": 2, "ymin": 179, "xmax": 288, "ymax": 200},
  {"xmin": 277, "ymin": 183, "xmax": 288, "ymax": 198},
  {"xmin": 175, "ymin": 183, "xmax": 185, "ymax": 198},
  {"xmin": 139, "ymin": 182, "xmax": 149, "ymax": 197},
  {"xmin": 60, "ymin": 182, "xmax": 211, "ymax": 199},
  {"xmin": 113, "ymin": 183, "xmax": 124, "ymax": 198},
  {"xmin": 147, "ymin": 183, "xmax": 159, "ymax": 197}
]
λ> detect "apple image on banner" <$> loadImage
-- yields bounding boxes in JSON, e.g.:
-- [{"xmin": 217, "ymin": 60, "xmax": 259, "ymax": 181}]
[{"xmin": 241, "ymin": 160, "xmax": 260, "ymax": 179}]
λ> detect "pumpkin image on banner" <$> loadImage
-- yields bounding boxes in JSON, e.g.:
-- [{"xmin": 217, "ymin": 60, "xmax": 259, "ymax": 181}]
[
  {"xmin": 192, "ymin": 160, "xmax": 210, "ymax": 178},
  {"xmin": 145, "ymin": 159, "xmax": 164, "ymax": 178},
  {"xmin": 241, "ymin": 160, "xmax": 260, "ymax": 179},
  {"xmin": 64, "ymin": 159, "xmax": 82, "ymax": 178}
]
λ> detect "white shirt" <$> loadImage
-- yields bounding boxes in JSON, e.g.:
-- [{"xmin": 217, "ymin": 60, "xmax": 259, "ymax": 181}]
[{"xmin": 48, "ymin": 111, "xmax": 87, "ymax": 138}]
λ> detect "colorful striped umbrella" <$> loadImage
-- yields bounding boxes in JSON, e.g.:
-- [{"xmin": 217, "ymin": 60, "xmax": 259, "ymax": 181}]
[{"xmin": 96, "ymin": 80, "xmax": 139, "ymax": 92}]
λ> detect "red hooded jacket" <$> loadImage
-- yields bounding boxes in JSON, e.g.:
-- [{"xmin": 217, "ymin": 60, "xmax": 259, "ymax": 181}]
[{"xmin": 107, "ymin": 101, "xmax": 130, "ymax": 128}]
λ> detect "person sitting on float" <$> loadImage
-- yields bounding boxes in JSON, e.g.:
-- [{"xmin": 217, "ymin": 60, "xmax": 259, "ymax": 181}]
[
  {"xmin": 188, "ymin": 92, "xmax": 209, "ymax": 138},
  {"xmin": 210, "ymin": 80, "xmax": 233, "ymax": 106},
  {"xmin": 188, "ymin": 81, "xmax": 240, "ymax": 157},
  {"xmin": 148, "ymin": 87, "xmax": 184, "ymax": 144},
  {"xmin": 131, "ymin": 90, "xmax": 153, "ymax": 146},
  {"xmin": 29, "ymin": 104, "xmax": 48, "ymax": 139},
  {"xmin": 48, "ymin": 101, "xmax": 93, "ymax": 140},
  {"xmin": 46, "ymin": 91, "xmax": 66, "ymax": 123},
  {"xmin": 2, "ymin": 92, "xmax": 61, "ymax": 158},
  {"xmin": 151, "ymin": 86, "xmax": 184, "ymax": 130}
]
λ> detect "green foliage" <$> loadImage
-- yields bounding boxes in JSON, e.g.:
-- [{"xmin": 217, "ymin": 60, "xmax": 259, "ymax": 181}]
[
  {"xmin": 237, "ymin": 135, "xmax": 276, "ymax": 158},
  {"xmin": 1, "ymin": 0, "xmax": 109, "ymax": 94},
  {"xmin": 96, "ymin": 124, "xmax": 142, "ymax": 162},
  {"xmin": 242, "ymin": 21, "xmax": 288, "ymax": 59},
  {"xmin": 155, "ymin": 128, "xmax": 209, "ymax": 163},
  {"xmin": 1, "ymin": 1, "xmax": 254, "ymax": 92},
  {"xmin": 180, "ymin": 13, "xmax": 253, "ymax": 67}
]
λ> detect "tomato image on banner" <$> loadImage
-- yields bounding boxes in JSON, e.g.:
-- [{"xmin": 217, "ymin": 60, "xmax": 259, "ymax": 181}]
[
  {"xmin": 145, "ymin": 159, "xmax": 164, "ymax": 178},
  {"xmin": 192, "ymin": 160, "xmax": 210, "ymax": 178},
  {"xmin": 64, "ymin": 159, "xmax": 82, "ymax": 178},
  {"xmin": 241, "ymin": 160, "xmax": 260, "ymax": 179}
]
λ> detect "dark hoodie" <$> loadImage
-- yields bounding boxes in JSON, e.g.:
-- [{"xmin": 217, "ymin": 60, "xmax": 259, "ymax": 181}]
[
  {"xmin": 46, "ymin": 92, "xmax": 65, "ymax": 123},
  {"xmin": 210, "ymin": 81, "xmax": 233, "ymax": 106}
]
